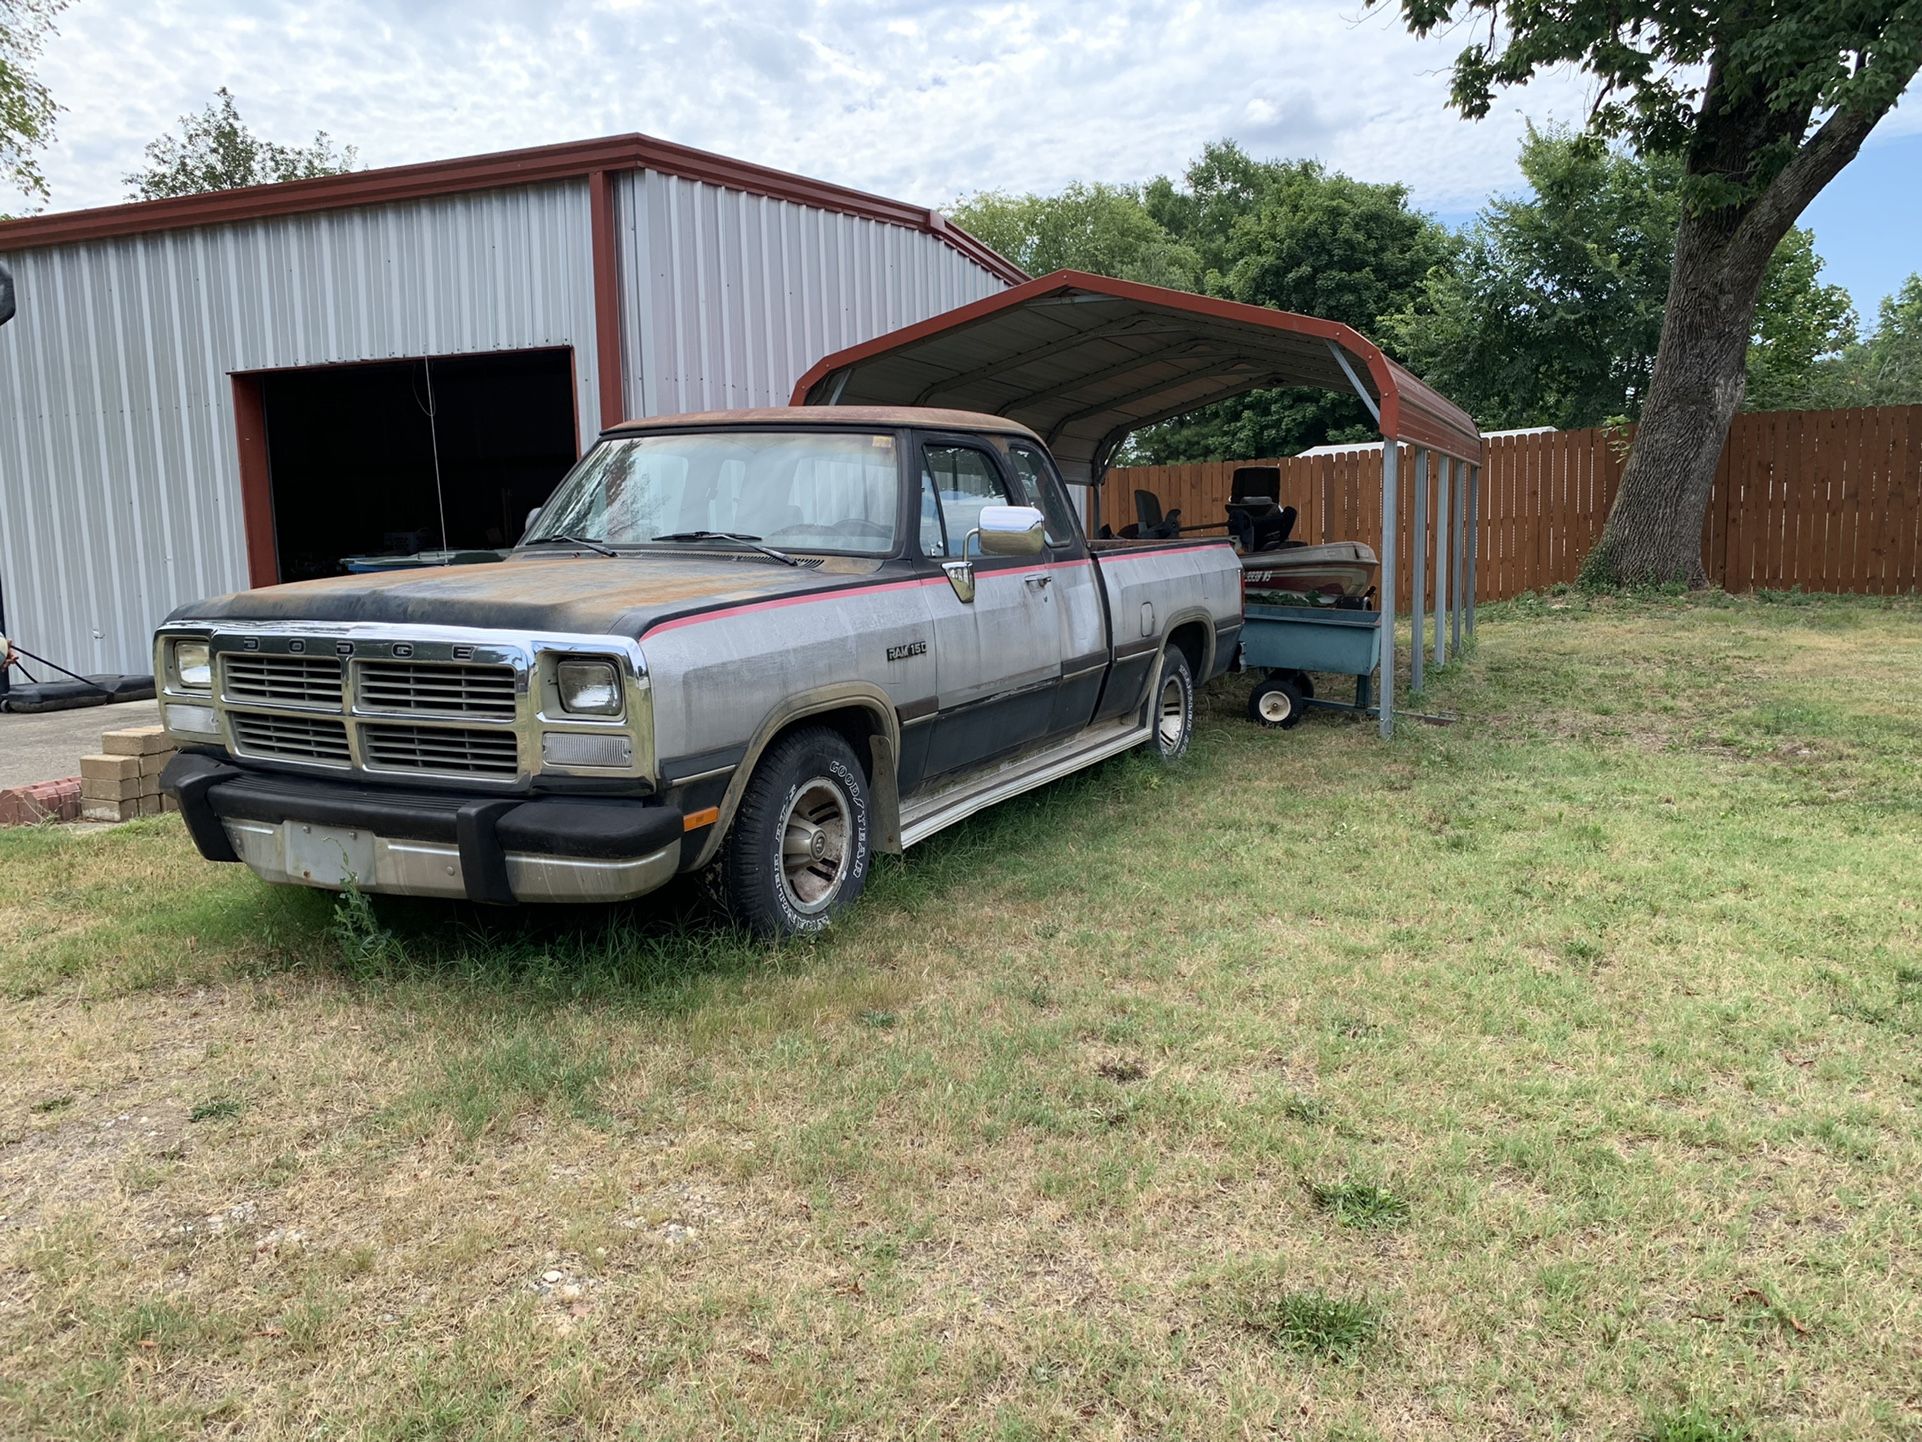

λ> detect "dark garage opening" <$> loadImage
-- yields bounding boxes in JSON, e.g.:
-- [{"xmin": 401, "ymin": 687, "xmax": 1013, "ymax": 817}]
[{"xmin": 260, "ymin": 349, "xmax": 578, "ymax": 583}]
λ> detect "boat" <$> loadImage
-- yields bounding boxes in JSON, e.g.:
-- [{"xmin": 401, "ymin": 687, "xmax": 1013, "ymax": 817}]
[
  {"xmin": 1240, "ymin": 540, "xmax": 1379, "ymax": 604},
  {"xmin": 1224, "ymin": 466, "xmax": 1377, "ymax": 604}
]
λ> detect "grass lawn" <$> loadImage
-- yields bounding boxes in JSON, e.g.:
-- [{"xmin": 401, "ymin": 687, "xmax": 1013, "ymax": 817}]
[{"xmin": 2, "ymin": 591, "xmax": 1919, "ymax": 1441}]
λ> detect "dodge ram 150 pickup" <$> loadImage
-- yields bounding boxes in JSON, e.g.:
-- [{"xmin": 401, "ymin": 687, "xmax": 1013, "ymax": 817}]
[{"xmin": 157, "ymin": 407, "xmax": 1242, "ymax": 935}]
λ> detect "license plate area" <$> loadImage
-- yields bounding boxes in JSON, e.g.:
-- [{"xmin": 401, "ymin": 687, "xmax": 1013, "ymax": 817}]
[{"xmin": 282, "ymin": 821, "xmax": 376, "ymax": 888}]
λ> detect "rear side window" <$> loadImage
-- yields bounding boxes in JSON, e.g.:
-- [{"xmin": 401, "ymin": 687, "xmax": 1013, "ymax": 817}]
[
  {"xmin": 920, "ymin": 443, "xmax": 1016, "ymax": 558},
  {"xmin": 1006, "ymin": 442, "xmax": 1079, "ymax": 546}
]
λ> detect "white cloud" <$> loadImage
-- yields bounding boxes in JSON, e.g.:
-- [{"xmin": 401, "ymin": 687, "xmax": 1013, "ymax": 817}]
[{"xmin": 6, "ymin": 0, "xmax": 1911, "ymax": 228}]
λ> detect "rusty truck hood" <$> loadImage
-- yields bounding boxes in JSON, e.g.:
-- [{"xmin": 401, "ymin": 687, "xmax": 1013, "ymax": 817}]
[{"xmin": 170, "ymin": 553, "xmax": 883, "ymax": 637}]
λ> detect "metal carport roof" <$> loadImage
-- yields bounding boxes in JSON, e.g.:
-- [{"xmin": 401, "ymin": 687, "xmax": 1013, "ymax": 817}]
[
  {"xmin": 792, "ymin": 269, "xmax": 1487, "ymax": 742},
  {"xmin": 790, "ymin": 270, "xmax": 1482, "ymax": 483}
]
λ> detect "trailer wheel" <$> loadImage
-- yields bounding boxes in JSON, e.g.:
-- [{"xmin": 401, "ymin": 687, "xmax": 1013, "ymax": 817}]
[
  {"xmin": 1248, "ymin": 675, "xmax": 1306, "ymax": 729},
  {"xmin": 717, "ymin": 725, "xmax": 871, "ymax": 938}
]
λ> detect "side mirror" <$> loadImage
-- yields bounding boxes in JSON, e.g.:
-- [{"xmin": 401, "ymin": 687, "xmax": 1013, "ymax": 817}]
[
  {"xmin": 0, "ymin": 263, "xmax": 15, "ymax": 328},
  {"xmin": 973, "ymin": 505, "xmax": 1046, "ymax": 557},
  {"xmin": 522, "ymin": 507, "xmax": 542, "ymax": 540}
]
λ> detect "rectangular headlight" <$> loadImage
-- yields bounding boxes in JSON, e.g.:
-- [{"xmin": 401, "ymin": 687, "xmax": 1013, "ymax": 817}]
[
  {"xmin": 556, "ymin": 658, "xmax": 622, "ymax": 716},
  {"xmin": 173, "ymin": 639, "xmax": 211, "ymax": 690}
]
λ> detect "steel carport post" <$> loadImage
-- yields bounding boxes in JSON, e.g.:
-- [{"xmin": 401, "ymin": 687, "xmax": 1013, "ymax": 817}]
[
  {"xmin": 1466, "ymin": 463, "xmax": 1480, "ymax": 637},
  {"xmin": 1451, "ymin": 454, "xmax": 1468, "ymax": 654},
  {"xmin": 1378, "ymin": 441, "xmax": 1398, "ymax": 739},
  {"xmin": 1433, "ymin": 456, "xmax": 1451, "ymax": 667},
  {"xmin": 1410, "ymin": 447, "xmax": 1428, "ymax": 695}
]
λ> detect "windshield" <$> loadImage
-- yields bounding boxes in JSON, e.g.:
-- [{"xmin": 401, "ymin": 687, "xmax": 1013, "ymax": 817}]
[{"xmin": 523, "ymin": 431, "xmax": 900, "ymax": 555}]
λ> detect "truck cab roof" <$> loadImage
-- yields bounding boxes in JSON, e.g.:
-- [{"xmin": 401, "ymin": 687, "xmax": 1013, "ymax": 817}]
[{"xmin": 602, "ymin": 405, "xmax": 1046, "ymax": 446}]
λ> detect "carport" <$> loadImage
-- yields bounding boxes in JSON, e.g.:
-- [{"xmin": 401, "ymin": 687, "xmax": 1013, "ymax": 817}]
[{"xmin": 792, "ymin": 270, "xmax": 1484, "ymax": 737}]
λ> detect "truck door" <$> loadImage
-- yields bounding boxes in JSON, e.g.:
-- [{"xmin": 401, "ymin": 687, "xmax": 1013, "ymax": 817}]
[
  {"xmin": 915, "ymin": 437, "xmax": 1065, "ymax": 779},
  {"xmin": 1002, "ymin": 438, "xmax": 1107, "ymax": 737}
]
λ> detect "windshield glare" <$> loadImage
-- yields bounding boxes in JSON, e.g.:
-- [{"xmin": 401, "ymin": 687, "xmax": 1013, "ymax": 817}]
[{"xmin": 525, "ymin": 431, "xmax": 900, "ymax": 555}]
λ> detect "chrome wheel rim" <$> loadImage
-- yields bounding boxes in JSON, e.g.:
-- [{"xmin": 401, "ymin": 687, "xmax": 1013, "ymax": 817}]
[
  {"xmin": 1258, "ymin": 688, "xmax": 1293, "ymax": 724},
  {"xmin": 780, "ymin": 778, "xmax": 851, "ymax": 913},
  {"xmin": 1157, "ymin": 674, "xmax": 1187, "ymax": 750}
]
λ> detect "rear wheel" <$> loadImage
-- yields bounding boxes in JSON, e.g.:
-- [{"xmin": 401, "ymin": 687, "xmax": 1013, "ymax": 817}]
[
  {"xmin": 1148, "ymin": 647, "xmax": 1195, "ymax": 762},
  {"xmin": 718, "ymin": 726, "xmax": 872, "ymax": 937}
]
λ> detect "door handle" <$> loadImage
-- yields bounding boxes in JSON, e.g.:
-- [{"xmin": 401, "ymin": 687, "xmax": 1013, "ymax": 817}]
[{"xmin": 1024, "ymin": 574, "xmax": 1053, "ymax": 589}]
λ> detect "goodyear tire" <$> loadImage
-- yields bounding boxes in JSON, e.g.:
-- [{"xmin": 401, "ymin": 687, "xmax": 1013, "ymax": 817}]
[
  {"xmin": 1148, "ymin": 647, "xmax": 1196, "ymax": 762},
  {"xmin": 719, "ymin": 726, "xmax": 871, "ymax": 937}
]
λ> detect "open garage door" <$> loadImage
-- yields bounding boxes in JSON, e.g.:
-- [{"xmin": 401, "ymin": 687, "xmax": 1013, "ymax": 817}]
[{"xmin": 237, "ymin": 348, "xmax": 579, "ymax": 585}]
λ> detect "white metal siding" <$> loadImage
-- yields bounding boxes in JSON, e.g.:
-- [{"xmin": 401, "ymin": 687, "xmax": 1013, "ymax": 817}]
[
  {"xmin": 614, "ymin": 170, "xmax": 1004, "ymax": 420},
  {"xmin": 0, "ymin": 181, "xmax": 599, "ymax": 676}
]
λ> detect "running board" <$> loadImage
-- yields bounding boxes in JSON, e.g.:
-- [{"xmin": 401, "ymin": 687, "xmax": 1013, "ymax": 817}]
[{"xmin": 898, "ymin": 717, "xmax": 1151, "ymax": 849}]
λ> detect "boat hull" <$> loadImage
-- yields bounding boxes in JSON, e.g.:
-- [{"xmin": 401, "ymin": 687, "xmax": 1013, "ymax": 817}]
[{"xmin": 1240, "ymin": 541, "xmax": 1379, "ymax": 601}]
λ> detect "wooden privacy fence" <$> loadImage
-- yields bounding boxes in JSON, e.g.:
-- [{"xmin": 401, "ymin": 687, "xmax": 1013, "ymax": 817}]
[{"xmin": 1102, "ymin": 405, "xmax": 1922, "ymax": 601}]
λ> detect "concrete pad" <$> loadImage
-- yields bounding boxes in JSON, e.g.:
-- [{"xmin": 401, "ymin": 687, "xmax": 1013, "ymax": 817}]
[{"xmin": 0, "ymin": 700, "xmax": 162, "ymax": 790}]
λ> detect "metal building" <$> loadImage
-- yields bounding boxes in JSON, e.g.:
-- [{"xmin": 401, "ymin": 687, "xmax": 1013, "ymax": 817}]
[{"xmin": 0, "ymin": 134, "xmax": 1020, "ymax": 677}]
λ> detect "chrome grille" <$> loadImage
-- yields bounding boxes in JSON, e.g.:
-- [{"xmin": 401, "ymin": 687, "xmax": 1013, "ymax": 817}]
[
  {"xmin": 229, "ymin": 710, "xmax": 352, "ymax": 766},
  {"xmin": 362, "ymin": 723, "xmax": 520, "ymax": 777},
  {"xmin": 356, "ymin": 660, "xmax": 517, "ymax": 718},
  {"xmin": 223, "ymin": 653, "xmax": 344, "ymax": 707}
]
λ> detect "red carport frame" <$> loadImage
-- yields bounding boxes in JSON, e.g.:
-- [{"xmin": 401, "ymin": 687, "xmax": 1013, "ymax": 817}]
[{"xmin": 792, "ymin": 270, "xmax": 1485, "ymax": 737}]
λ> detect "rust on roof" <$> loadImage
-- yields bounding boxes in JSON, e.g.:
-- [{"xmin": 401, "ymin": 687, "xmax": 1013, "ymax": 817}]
[
  {"xmin": 791, "ymin": 270, "xmax": 1483, "ymax": 471},
  {"xmin": 604, "ymin": 405, "xmax": 1047, "ymax": 443},
  {"xmin": 0, "ymin": 133, "xmax": 1026, "ymax": 285}
]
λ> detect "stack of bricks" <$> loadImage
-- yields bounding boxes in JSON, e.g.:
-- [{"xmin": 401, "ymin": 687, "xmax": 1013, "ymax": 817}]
[{"xmin": 80, "ymin": 726, "xmax": 178, "ymax": 823}]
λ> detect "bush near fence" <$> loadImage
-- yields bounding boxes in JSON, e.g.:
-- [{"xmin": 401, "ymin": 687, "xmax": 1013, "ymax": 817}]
[{"xmin": 1102, "ymin": 405, "xmax": 1921, "ymax": 601}]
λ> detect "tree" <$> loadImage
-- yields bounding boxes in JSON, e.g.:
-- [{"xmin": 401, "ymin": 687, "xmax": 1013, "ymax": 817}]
[
  {"xmin": 125, "ymin": 87, "xmax": 357, "ymax": 200},
  {"xmin": 1795, "ymin": 273, "xmax": 1922, "ymax": 407},
  {"xmin": 1855, "ymin": 274, "xmax": 1922, "ymax": 403},
  {"xmin": 1380, "ymin": 128, "xmax": 1856, "ymax": 429},
  {"xmin": 0, "ymin": 0, "xmax": 65, "ymax": 212},
  {"xmin": 951, "ymin": 182, "xmax": 1200, "ymax": 289},
  {"xmin": 1377, "ymin": 1, "xmax": 1922, "ymax": 587},
  {"xmin": 1137, "ymin": 149, "xmax": 1450, "ymax": 461},
  {"xmin": 956, "ymin": 144, "xmax": 1447, "ymax": 459}
]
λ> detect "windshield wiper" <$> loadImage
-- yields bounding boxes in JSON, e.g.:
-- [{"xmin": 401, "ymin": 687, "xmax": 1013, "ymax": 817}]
[
  {"xmin": 523, "ymin": 534, "xmax": 618, "ymax": 557},
  {"xmin": 652, "ymin": 531, "xmax": 803, "ymax": 567}
]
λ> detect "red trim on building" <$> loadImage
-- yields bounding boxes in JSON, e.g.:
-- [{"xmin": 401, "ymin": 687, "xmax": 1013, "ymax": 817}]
[
  {"xmin": 588, "ymin": 169, "xmax": 626, "ymax": 428},
  {"xmin": 230, "ymin": 374, "xmax": 278, "ymax": 588},
  {"xmin": 0, "ymin": 133, "xmax": 1027, "ymax": 286}
]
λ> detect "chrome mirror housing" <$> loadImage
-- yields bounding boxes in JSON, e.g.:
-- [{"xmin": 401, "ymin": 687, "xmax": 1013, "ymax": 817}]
[{"xmin": 975, "ymin": 504, "xmax": 1046, "ymax": 557}]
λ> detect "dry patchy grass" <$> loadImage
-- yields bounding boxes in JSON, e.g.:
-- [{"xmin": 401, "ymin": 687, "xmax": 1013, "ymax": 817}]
[{"xmin": 1, "ymin": 591, "xmax": 1919, "ymax": 1440}]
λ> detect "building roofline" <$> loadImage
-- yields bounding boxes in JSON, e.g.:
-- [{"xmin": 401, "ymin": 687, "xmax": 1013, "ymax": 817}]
[{"xmin": 0, "ymin": 132, "xmax": 1028, "ymax": 284}]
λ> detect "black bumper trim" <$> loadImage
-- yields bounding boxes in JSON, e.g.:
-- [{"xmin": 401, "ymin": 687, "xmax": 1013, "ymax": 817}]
[{"xmin": 161, "ymin": 753, "xmax": 685, "ymax": 903}]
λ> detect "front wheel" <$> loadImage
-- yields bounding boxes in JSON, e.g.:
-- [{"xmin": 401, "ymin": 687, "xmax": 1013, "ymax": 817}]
[
  {"xmin": 1148, "ymin": 647, "xmax": 1196, "ymax": 762},
  {"xmin": 718, "ymin": 726, "xmax": 872, "ymax": 937}
]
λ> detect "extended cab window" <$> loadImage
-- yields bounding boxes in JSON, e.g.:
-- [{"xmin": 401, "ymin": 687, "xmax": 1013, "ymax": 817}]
[
  {"xmin": 920, "ymin": 443, "xmax": 1016, "ymax": 558},
  {"xmin": 1006, "ymin": 442, "xmax": 1079, "ymax": 547},
  {"xmin": 526, "ymin": 431, "xmax": 899, "ymax": 555}
]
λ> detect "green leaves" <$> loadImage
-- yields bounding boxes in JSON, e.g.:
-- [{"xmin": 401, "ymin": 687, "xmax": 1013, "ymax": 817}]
[
  {"xmin": 123, "ymin": 87, "xmax": 358, "ymax": 202},
  {"xmin": 1378, "ymin": 127, "xmax": 1858, "ymax": 429},
  {"xmin": 0, "ymin": 0, "xmax": 67, "ymax": 206},
  {"xmin": 1371, "ymin": 0, "xmax": 1922, "ymax": 209}
]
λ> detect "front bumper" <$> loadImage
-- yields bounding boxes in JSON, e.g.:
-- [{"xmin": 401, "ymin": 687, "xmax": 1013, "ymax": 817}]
[{"xmin": 162, "ymin": 752, "xmax": 684, "ymax": 905}]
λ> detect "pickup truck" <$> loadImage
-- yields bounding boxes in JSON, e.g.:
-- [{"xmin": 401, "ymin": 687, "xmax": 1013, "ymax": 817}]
[{"xmin": 157, "ymin": 407, "xmax": 1242, "ymax": 935}]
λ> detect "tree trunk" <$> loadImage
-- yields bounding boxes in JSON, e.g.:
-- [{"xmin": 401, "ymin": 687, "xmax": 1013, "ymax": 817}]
[{"xmin": 1582, "ymin": 207, "xmax": 1773, "ymax": 588}]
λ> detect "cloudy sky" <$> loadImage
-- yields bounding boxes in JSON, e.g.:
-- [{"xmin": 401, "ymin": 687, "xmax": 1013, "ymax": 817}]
[{"xmin": 10, "ymin": 0, "xmax": 1919, "ymax": 313}]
